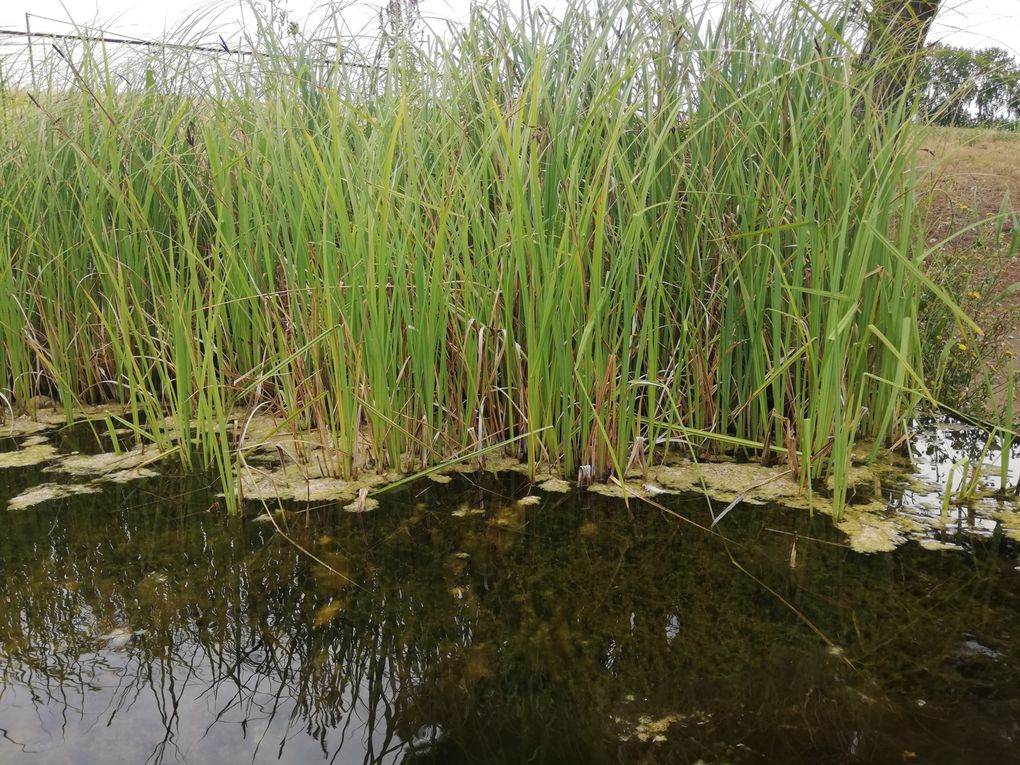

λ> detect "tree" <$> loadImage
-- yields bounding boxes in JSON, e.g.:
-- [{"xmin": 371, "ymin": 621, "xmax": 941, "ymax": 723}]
[
  {"xmin": 859, "ymin": 0, "xmax": 941, "ymax": 114},
  {"xmin": 918, "ymin": 44, "xmax": 1020, "ymax": 127},
  {"xmin": 918, "ymin": 44, "xmax": 977, "ymax": 125}
]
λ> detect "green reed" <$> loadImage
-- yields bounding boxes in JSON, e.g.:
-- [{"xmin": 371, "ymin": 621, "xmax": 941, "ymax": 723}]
[{"xmin": 0, "ymin": 0, "xmax": 970, "ymax": 515}]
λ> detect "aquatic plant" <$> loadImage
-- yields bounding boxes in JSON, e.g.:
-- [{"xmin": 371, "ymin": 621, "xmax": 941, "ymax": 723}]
[{"xmin": 0, "ymin": 0, "xmax": 976, "ymax": 514}]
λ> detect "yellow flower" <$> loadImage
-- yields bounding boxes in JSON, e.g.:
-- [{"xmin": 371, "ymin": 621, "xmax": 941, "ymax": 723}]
[
  {"xmin": 967, "ymin": 291, "xmax": 981, "ymax": 300},
  {"xmin": 958, "ymin": 343, "xmax": 967, "ymax": 351}
]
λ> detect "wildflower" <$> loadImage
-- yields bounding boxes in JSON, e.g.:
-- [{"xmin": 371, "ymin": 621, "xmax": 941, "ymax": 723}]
[
  {"xmin": 967, "ymin": 291, "xmax": 981, "ymax": 300},
  {"xmin": 958, "ymin": 343, "xmax": 967, "ymax": 351}
]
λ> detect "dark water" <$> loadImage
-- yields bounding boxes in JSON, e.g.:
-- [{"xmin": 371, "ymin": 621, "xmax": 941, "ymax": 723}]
[{"xmin": 1, "ymin": 468, "xmax": 1019, "ymax": 765}]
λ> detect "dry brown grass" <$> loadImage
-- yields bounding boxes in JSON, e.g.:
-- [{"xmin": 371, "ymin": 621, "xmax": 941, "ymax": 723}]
[
  {"xmin": 918, "ymin": 127, "xmax": 1019, "ymax": 240},
  {"xmin": 917, "ymin": 127, "xmax": 1020, "ymax": 413}
]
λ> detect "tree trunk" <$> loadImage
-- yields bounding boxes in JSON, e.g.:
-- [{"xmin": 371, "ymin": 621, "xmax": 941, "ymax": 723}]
[{"xmin": 860, "ymin": 0, "xmax": 941, "ymax": 113}]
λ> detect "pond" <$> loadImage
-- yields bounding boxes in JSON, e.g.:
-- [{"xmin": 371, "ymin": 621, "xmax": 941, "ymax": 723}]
[{"xmin": 1, "ymin": 438, "xmax": 1019, "ymax": 763}]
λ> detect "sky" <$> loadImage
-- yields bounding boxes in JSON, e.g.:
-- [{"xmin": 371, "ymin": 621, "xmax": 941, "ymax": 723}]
[{"xmin": 0, "ymin": 0, "xmax": 1017, "ymax": 57}]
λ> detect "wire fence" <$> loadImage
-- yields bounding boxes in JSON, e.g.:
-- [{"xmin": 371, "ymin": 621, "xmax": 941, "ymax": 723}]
[{"xmin": 0, "ymin": 15, "xmax": 387, "ymax": 91}]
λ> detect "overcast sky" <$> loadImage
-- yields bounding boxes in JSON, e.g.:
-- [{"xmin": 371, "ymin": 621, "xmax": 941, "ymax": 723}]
[{"xmin": 1, "ymin": 0, "xmax": 1017, "ymax": 57}]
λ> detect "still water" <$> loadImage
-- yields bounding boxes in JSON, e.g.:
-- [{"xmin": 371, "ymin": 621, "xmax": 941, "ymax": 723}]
[{"xmin": 1, "ymin": 464, "xmax": 1019, "ymax": 764}]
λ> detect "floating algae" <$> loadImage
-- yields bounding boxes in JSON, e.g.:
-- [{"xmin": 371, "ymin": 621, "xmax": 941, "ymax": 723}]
[
  {"xmin": 236, "ymin": 462, "xmax": 399, "ymax": 503},
  {"xmin": 2, "ymin": 403, "xmax": 133, "ymax": 437},
  {"xmin": 587, "ymin": 481, "xmax": 655, "ymax": 499},
  {"xmin": 8, "ymin": 482, "xmax": 101, "ymax": 510},
  {"xmin": 834, "ymin": 510, "xmax": 909, "ymax": 553},
  {"xmin": 44, "ymin": 447, "xmax": 159, "ymax": 477},
  {"xmin": 0, "ymin": 443, "xmax": 58, "ymax": 468},
  {"xmin": 647, "ymin": 461, "xmax": 804, "ymax": 507},
  {"xmin": 827, "ymin": 464, "xmax": 884, "ymax": 502},
  {"xmin": 449, "ymin": 455, "xmax": 527, "ymax": 475},
  {"xmin": 636, "ymin": 458, "xmax": 1008, "ymax": 554},
  {"xmin": 918, "ymin": 539, "xmax": 966, "ymax": 552},
  {"xmin": 2, "ymin": 414, "xmax": 61, "ymax": 437},
  {"xmin": 102, "ymin": 468, "xmax": 161, "ymax": 484},
  {"xmin": 995, "ymin": 510, "xmax": 1020, "ymax": 543},
  {"xmin": 343, "ymin": 489, "xmax": 380, "ymax": 513},
  {"xmin": 223, "ymin": 435, "xmax": 1020, "ymax": 554},
  {"xmin": 537, "ymin": 478, "xmax": 572, "ymax": 493},
  {"xmin": 9, "ymin": 401, "xmax": 1014, "ymax": 560}
]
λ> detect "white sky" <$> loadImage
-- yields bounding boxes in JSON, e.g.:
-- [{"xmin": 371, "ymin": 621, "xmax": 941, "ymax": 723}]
[{"xmin": 0, "ymin": 0, "xmax": 1017, "ymax": 57}]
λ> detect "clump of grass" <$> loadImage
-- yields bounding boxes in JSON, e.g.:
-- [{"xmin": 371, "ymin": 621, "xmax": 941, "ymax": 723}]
[{"xmin": 0, "ymin": 0, "xmax": 975, "ymax": 515}]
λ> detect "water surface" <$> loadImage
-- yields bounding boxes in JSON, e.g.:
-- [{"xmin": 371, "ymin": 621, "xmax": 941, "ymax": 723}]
[{"xmin": 1, "ymin": 467, "xmax": 1019, "ymax": 764}]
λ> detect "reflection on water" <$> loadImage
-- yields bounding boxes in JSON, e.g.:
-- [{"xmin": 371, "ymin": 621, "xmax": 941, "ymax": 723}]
[{"xmin": 1, "ymin": 469, "xmax": 1019, "ymax": 764}]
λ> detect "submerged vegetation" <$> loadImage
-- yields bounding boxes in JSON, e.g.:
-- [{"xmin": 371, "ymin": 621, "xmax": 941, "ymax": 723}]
[
  {"xmin": 0, "ymin": 0, "xmax": 1007, "ymax": 513},
  {"xmin": 2, "ymin": 469, "xmax": 1019, "ymax": 763}
]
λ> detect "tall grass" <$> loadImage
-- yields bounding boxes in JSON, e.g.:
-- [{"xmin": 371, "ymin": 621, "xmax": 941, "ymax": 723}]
[{"xmin": 0, "ymin": 0, "xmax": 968, "ymax": 514}]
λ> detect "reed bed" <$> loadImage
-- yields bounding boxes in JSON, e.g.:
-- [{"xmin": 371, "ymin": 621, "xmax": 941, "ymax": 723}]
[{"xmin": 0, "ymin": 0, "xmax": 970, "ymax": 513}]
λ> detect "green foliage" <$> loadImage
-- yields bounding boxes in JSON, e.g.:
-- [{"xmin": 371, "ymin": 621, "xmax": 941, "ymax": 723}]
[
  {"xmin": 0, "ymin": 0, "xmax": 978, "ymax": 515},
  {"xmin": 919, "ymin": 44, "xmax": 1020, "ymax": 127}
]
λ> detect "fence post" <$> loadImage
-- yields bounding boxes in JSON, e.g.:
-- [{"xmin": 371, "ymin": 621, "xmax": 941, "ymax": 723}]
[{"xmin": 25, "ymin": 14, "xmax": 37, "ymax": 90}]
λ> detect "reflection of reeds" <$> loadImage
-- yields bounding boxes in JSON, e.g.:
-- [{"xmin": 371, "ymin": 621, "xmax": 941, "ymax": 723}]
[
  {"xmin": 0, "ymin": 0, "xmax": 971, "ymax": 515},
  {"xmin": 0, "ymin": 480, "xmax": 1015, "ymax": 762},
  {"xmin": 0, "ymin": 500, "xmax": 416, "ymax": 763}
]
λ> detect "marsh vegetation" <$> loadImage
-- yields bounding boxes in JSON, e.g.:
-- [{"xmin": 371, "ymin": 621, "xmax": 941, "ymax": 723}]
[{"xmin": 4, "ymin": 0, "xmax": 1012, "ymax": 513}]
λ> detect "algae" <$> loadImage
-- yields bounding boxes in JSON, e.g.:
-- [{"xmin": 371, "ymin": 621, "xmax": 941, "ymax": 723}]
[
  {"xmin": 236, "ymin": 462, "xmax": 399, "ymax": 503},
  {"xmin": 44, "ymin": 447, "xmax": 159, "ymax": 477},
  {"xmin": 2, "ymin": 415, "xmax": 59, "ymax": 437},
  {"xmin": 836, "ymin": 514, "xmax": 907, "ymax": 554},
  {"xmin": 8, "ymin": 482, "xmax": 101, "ymax": 510},
  {"xmin": 0, "ymin": 443, "xmax": 59, "ymax": 468},
  {"xmin": 101, "ymin": 467, "xmax": 161, "ymax": 484},
  {"xmin": 344, "ymin": 497, "xmax": 381, "ymax": 516},
  {"xmin": 994, "ymin": 511, "xmax": 1020, "ymax": 543},
  {"xmin": 918, "ymin": 539, "xmax": 965, "ymax": 552},
  {"xmin": 10, "ymin": 403, "xmax": 1013, "ymax": 563},
  {"xmin": 648, "ymin": 461, "xmax": 803, "ymax": 505},
  {"xmin": 826, "ymin": 501, "xmax": 926, "ymax": 554},
  {"xmin": 2, "ymin": 403, "xmax": 132, "ymax": 437},
  {"xmin": 537, "ymin": 478, "xmax": 572, "ymax": 493},
  {"xmin": 587, "ymin": 481, "xmax": 655, "ymax": 499}
]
